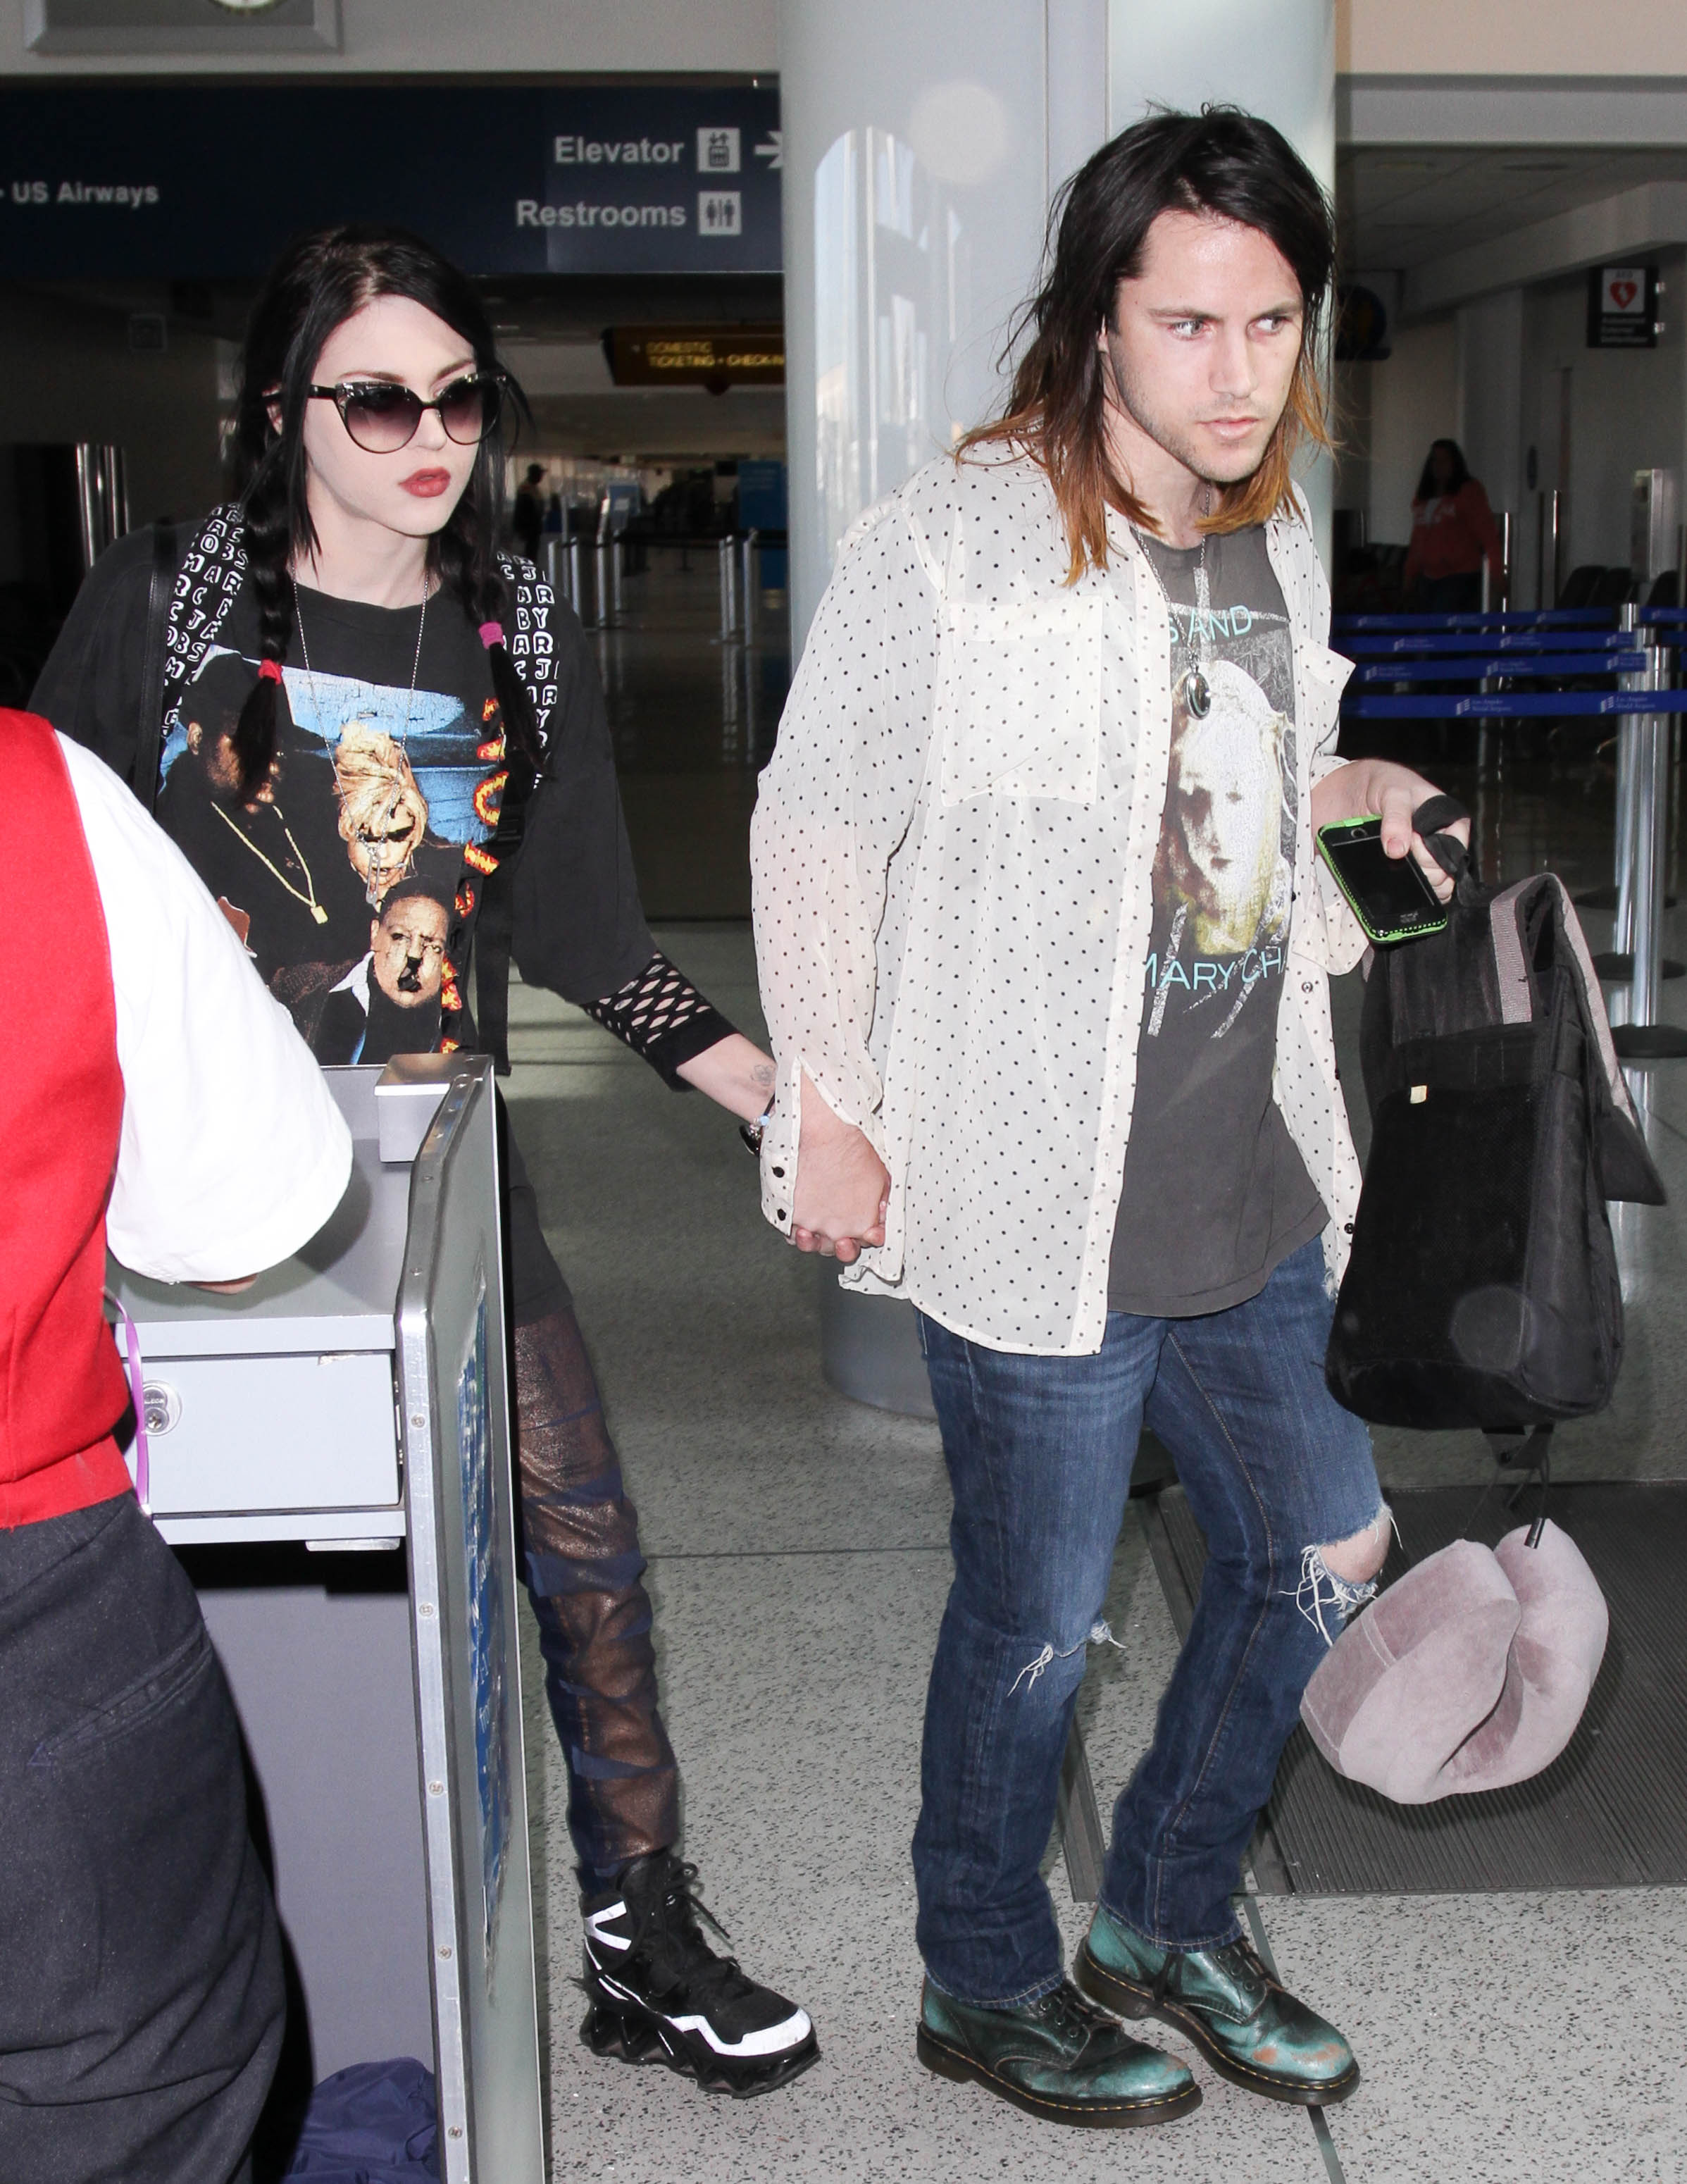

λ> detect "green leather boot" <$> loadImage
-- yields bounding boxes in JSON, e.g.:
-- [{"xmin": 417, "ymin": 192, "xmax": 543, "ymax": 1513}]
[
  {"xmin": 917, "ymin": 1976, "xmax": 1201, "ymax": 2129},
  {"xmin": 1076, "ymin": 1908, "xmax": 1360, "ymax": 2107}
]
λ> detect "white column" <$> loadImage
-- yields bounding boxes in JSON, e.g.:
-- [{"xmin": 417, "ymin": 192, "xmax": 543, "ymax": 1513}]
[
  {"xmin": 780, "ymin": 0, "xmax": 1340, "ymax": 652},
  {"xmin": 780, "ymin": 0, "xmax": 1113, "ymax": 654},
  {"xmin": 1107, "ymin": 0, "xmax": 1338, "ymax": 557}
]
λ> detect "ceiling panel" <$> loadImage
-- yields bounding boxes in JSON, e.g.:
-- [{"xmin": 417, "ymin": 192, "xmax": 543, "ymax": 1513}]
[{"xmin": 1340, "ymin": 145, "xmax": 1687, "ymax": 272}]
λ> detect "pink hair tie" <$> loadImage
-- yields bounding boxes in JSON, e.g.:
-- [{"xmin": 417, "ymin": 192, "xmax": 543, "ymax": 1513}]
[
  {"xmin": 257, "ymin": 658, "xmax": 283, "ymax": 683},
  {"xmin": 478, "ymin": 621, "xmax": 504, "ymax": 649}
]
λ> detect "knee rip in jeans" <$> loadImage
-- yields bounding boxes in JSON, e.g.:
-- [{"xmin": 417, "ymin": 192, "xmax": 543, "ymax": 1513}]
[
  {"xmin": 1008, "ymin": 1621, "xmax": 1124, "ymax": 1696},
  {"xmin": 1290, "ymin": 1504, "xmax": 1393, "ymax": 1646}
]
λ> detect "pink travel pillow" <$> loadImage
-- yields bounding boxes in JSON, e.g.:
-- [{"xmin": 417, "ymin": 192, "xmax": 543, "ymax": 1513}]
[{"xmin": 1299, "ymin": 1519, "xmax": 1608, "ymax": 1804}]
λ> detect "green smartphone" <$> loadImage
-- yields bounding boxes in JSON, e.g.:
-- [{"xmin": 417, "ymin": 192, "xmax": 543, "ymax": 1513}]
[{"xmin": 1316, "ymin": 817, "xmax": 1450, "ymax": 946}]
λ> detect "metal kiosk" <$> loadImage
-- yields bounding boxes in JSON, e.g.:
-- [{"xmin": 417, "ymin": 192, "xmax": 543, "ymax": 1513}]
[{"xmin": 108, "ymin": 1057, "xmax": 544, "ymax": 2184}]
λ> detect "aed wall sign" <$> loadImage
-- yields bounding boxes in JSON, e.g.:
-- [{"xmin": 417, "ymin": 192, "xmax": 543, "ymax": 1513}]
[
  {"xmin": 1586, "ymin": 263, "xmax": 1659, "ymax": 349},
  {"xmin": 0, "ymin": 84, "xmax": 780, "ymax": 278}
]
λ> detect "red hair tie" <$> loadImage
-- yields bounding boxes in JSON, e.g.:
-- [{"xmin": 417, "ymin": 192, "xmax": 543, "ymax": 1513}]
[
  {"xmin": 478, "ymin": 621, "xmax": 504, "ymax": 649},
  {"xmin": 256, "ymin": 659, "xmax": 283, "ymax": 683}
]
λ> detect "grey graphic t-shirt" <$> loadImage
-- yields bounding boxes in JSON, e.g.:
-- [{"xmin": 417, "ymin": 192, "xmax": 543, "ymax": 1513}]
[{"xmin": 1108, "ymin": 523, "xmax": 1325, "ymax": 1315}]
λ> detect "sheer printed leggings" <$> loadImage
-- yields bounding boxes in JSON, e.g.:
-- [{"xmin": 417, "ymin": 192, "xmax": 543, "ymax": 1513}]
[{"xmin": 502, "ymin": 1110, "xmax": 679, "ymax": 1893}]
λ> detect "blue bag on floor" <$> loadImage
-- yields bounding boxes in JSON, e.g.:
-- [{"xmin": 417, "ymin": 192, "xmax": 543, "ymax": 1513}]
[{"xmin": 282, "ymin": 2058, "xmax": 440, "ymax": 2181}]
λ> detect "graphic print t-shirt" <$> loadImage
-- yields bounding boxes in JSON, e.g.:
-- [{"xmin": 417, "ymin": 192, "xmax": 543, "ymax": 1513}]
[
  {"xmin": 156, "ymin": 583, "xmax": 505, "ymax": 1064},
  {"xmin": 1107, "ymin": 523, "xmax": 1325, "ymax": 1315}
]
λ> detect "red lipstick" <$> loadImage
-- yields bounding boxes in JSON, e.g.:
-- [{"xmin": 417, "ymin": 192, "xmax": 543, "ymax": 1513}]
[{"xmin": 401, "ymin": 469, "xmax": 453, "ymax": 497}]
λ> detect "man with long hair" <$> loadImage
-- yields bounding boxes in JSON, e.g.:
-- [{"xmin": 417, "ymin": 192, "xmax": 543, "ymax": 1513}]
[{"xmin": 753, "ymin": 108, "xmax": 1465, "ymax": 2128}]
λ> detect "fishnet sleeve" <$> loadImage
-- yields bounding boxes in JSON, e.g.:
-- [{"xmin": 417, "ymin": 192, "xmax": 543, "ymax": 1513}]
[{"xmin": 582, "ymin": 950, "xmax": 738, "ymax": 1087}]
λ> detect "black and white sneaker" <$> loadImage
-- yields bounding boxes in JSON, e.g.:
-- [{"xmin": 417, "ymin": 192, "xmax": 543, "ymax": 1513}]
[{"xmin": 580, "ymin": 1851, "xmax": 818, "ymax": 2097}]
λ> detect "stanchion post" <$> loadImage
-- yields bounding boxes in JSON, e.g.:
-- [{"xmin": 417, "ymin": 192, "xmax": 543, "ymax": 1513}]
[
  {"xmin": 611, "ymin": 536, "xmax": 625, "ymax": 623},
  {"xmin": 717, "ymin": 535, "xmax": 740, "ymax": 644},
  {"xmin": 742, "ymin": 528, "xmax": 759, "ymax": 649},
  {"xmin": 595, "ymin": 539, "xmax": 613, "ymax": 627},
  {"xmin": 1631, "ymin": 666, "xmax": 1666, "ymax": 1029},
  {"xmin": 1614, "ymin": 603, "xmax": 1643, "ymax": 963},
  {"xmin": 1612, "ymin": 638, "xmax": 1687, "ymax": 1059},
  {"xmin": 568, "ymin": 537, "xmax": 591, "ymax": 628}
]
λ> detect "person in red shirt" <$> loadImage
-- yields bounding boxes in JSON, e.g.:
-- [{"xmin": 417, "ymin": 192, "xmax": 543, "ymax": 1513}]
[
  {"xmin": 1402, "ymin": 438, "xmax": 1503, "ymax": 611},
  {"xmin": 0, "ymin": 711, "xmax": 352, "ymax": 2184}
]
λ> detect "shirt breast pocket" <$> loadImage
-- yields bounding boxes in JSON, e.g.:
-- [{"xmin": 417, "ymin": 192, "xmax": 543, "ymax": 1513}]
[{"xmin": 936, "ymin": 594, "xmax": 1103, "ymax": 807}]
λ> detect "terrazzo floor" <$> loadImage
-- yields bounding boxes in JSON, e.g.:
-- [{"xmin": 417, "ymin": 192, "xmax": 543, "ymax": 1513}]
[{"xmin": 502, "ymin": 900, "xmax": 1687, "ymax": 2184}]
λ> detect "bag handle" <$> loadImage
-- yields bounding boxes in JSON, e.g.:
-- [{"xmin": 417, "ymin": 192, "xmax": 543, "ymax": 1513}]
[
  {"xmin": 135, "ymin": 521, "xmax": 178, "ymax": 815},
  {"xmin": 1410, "ymin": 793, "xmax": 1471, "ymax": 883},
  {"xmin": 1482, "ymin": 1425, "xmax": 1553, "ymax": 1550}
]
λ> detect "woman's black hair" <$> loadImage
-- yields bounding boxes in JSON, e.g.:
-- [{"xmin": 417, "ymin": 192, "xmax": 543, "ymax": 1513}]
[
  {"xmin": 1416, "ymin": 438, "xmax": 1470, "ymax": 503},
  {"xmin": 228, "ymin": 222, "xmax": 542, "ymax": 800}
]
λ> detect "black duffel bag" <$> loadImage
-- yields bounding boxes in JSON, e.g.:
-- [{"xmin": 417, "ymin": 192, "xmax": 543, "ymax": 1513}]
[{"xmin": 1326, "ymin": 798, "xmax": 1665, "ymax": 1436}]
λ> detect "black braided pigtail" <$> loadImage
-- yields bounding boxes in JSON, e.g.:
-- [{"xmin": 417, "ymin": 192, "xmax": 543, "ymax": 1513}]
[{"xmin": 230, "ymin": 468, "xmax": 296, "ymax": 800}]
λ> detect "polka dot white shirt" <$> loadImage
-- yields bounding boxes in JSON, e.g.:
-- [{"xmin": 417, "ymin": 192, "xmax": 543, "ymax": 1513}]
[{"xmin": 750, "ymin": 449, "xmax": 1366, "ymax": 1355}]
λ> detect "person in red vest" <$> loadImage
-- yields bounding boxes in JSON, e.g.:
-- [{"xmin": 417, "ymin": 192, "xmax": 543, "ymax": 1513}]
[
  {"xmin": 0, "ymin": 709, "xmax": 351, "ymax": 2184},
  {"xmin": 1402, "ymin": 438, "xmax": 1504, "ymax": 612}
]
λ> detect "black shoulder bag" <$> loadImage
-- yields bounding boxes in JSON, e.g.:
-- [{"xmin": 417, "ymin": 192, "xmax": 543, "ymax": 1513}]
[{"xmin": 1326, "ymin": 797, "xmax": 1666, "ymax": 1482}]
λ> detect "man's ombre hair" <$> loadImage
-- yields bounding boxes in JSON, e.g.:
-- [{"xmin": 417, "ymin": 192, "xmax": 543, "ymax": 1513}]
[{"xmin": 961, "ymin": 106, "xmax": 1336, "ymax": 578}]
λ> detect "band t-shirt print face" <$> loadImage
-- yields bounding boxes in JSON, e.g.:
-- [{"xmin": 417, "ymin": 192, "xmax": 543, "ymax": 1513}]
[
  {"xmin": 154, "ymin": 583, "xmax": 508, "ymax": 1067},
  {"xmin": 1108, "ymin": 523, "xmax": 1325, "ymax": 1316}
]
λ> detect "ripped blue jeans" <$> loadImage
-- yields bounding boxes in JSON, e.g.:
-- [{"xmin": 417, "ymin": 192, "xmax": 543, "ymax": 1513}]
[{"xmin": 914, "ymin": 1238, "xmax": 1382, "ymax": 2007}]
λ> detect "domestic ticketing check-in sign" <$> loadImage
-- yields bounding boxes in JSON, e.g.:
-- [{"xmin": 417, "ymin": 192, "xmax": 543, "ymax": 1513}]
[{"xmin": 0, "ymin": 84, "xmax": 780, "ymax": 277}]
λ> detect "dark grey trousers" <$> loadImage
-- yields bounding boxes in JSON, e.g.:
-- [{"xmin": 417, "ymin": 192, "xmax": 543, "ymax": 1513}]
[{"xmin": 0, "ymin": 1491, "xmax": 282, "ymax": 2184}]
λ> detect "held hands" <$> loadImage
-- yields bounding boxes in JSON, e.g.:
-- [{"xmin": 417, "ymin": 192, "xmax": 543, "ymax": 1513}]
[
  {"xmin": 1312, "ymin": 759, "xmax": 1471, "ymax": 905},
  {"xmin": 791, "ymin": 1070, "xmax": 890, "ymax": 1264},
  {"xmin": 673, "ymin": 1038, "xmax": 887, "ymax": 1258}
]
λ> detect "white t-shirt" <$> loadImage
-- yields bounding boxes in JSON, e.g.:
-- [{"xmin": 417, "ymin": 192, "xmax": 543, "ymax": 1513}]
[{"xmin": 58, "ymin": 733, "xmax": 353, "ymax": 1284}]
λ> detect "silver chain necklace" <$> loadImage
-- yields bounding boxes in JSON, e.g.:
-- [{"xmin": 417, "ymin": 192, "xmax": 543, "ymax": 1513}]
[{"xmin": 292, "ymin": 568, "xmax": 431, "ymax": 750}]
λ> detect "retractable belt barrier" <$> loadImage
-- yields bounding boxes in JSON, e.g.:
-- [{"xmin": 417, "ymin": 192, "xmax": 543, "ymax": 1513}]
[
  {"xmin": 1335, "ymin": 608, "xmax": 1613, "ymax": 634},
  {"xmin": 1342, "ymin": 632, "xmax": 1639, "ymax": 657},
  {"xmin": 1343, "ymin": 689, "xmax": 1687, "ymax": 719},
  {"xmin": 1333, "ymin": 607, "xmax": 1686, "ymax": 1060},
  {"xmin": 1350, "ymin": 652, "xmax": 1648, "ymax": 684}
]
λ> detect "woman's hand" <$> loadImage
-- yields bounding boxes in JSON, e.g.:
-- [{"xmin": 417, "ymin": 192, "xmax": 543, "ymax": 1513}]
[
  {"xmin": 792, "ymin": 1072, "xmax": 890, "ymax": 1264},
  {"xmin": 1310, "ymin": 759, "xmax": 1470, "ymax": 904}
]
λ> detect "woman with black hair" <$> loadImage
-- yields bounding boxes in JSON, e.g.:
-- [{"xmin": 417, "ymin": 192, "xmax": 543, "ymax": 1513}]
[
  {"xmin": 1402, "ymin": 437, "xmax": 1503, "ymax": 610},
  {"xmin": 32, "ymin": 223, "xmax": 816, "ymax": 2101}
]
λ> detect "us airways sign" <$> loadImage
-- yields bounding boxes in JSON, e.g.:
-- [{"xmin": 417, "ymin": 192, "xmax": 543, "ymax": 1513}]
[{"xmin": 0, "ymin": 84, "xmax": 780, "ymax": 277}]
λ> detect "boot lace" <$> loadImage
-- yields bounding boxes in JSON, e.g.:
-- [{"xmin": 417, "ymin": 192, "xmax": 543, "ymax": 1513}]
[
  {"xmin": 1038, "ymin": 1980, "xmax": 1117, "ymax": 2048},
  {"xmin": 632, "ymin": 1860, "xmax": 764, "ymax": 2010},
  {"xmin": 1152, "ymin": 1937, "xmax": 1275, "ymax": 2009}
]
